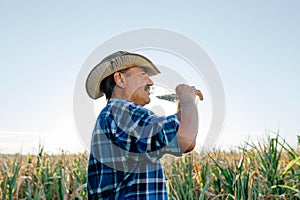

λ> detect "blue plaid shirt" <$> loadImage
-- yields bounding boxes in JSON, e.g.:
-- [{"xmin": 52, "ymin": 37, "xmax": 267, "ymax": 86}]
[{"xmin": 87, "ymin": 98, "xmax": 182, "ymax": 199}]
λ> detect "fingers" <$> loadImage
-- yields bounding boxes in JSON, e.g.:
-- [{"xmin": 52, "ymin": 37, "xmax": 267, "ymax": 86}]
[{"xmin": 176, "ymin": 84, "xmax": 204, "ymax": 101}]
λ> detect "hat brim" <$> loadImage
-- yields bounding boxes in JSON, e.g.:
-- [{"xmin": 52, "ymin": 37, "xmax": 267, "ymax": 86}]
[{"xmin": 86, "ymin": 52, "xmax": 160, "ymax": 99}]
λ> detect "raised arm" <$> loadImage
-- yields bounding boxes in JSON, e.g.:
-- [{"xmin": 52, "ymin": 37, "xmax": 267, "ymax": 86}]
[{"xmin": 175, "ymin": 84, "xmax": 203, "ymax": 153}]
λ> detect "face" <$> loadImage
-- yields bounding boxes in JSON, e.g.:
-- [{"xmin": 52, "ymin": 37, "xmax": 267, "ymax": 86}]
[{"xmin": 124, "ymin": 67, "xmax": 154, "ymax": 106}]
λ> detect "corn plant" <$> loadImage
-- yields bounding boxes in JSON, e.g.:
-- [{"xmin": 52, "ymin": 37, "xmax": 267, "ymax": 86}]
[
  {"xmin": 0, "ymin": 147, "xmax": 88, "ymax": 200},
  {"xmin": 163, "ymin": 134, "xmax": 300, "ymax": 200},
  {"xmin": 1, "ymin": 133, "xmax": 299, "ymax": 199}
]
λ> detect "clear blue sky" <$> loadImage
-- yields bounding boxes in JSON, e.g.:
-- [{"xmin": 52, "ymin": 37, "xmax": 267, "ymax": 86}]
[{"xmin": 1, "ymin": 1, "xmax": 299, "ymax": 153}]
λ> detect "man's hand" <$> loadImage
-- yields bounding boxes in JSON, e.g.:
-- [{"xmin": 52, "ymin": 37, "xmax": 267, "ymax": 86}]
[
  {"xmin": 176, "ymin": 84, "xmax": 204, "ymax": 101},
  {"xmin": 175, "ymin": 84, "xmax": 204, "ymax": 111}
]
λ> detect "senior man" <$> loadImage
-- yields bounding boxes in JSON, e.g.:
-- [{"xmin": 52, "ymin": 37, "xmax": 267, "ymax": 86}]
[{"xmin": 86, "ymin": 51, "xmax": 203, "ymax": 199}]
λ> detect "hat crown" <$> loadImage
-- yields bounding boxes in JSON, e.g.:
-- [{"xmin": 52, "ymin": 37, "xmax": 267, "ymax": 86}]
[{"xmin": 101, "ymin": 51, "xmax": 128, "ymax": 64}]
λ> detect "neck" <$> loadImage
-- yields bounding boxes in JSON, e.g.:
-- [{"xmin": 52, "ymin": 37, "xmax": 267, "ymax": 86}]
[{"xmin": 111, "ymin": 88, "xmax": 130, "ymax": 101}]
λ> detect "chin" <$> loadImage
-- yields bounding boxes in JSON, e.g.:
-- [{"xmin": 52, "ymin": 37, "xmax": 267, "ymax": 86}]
[
  {"xmin": 145, "ymin": 97, "xmax": 151, "ymax": 104},
  {"xmin": 145, "ymin": 101, "xmax": 150, "ymax": 106},
  {"xmin": 141, "ymin": 98, "xmax": 151, "ymax": 106}
]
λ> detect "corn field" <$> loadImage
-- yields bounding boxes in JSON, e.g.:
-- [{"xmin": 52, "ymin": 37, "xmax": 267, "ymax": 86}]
[
  {"xmin": 0, "ymin": 146, "xmax": 87, "ymax": 200},
  {"xmin": 1, "ymin": 135, "xmax": 299, "ymax": 199}
]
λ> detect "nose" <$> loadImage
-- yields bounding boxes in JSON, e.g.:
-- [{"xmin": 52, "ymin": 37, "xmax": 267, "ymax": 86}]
[{"xmin": 146, "ymin": 76, "xmax": 154, "ymax": 86}]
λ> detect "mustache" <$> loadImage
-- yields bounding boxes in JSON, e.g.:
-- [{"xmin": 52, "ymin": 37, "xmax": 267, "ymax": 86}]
[{"xmin": 144, "ymin": 85, "xmax": 151, "ymax": 91}]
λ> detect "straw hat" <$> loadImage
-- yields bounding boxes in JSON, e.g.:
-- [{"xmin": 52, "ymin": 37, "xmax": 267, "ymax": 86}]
[{"xmin": 86, "ymin": 51, "xmax": 160, "ymax": 99}]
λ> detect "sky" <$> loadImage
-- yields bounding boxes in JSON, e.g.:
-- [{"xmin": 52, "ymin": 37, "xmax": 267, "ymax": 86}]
[{"xmin": 0, "ymin": 1, "xmax": 299, "ymax": 154}]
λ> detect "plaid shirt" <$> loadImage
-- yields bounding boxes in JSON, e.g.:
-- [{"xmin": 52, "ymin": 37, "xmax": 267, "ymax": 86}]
[{"xmin": 87, "ymin": 98, "xmax": 182, "ymax": 199}]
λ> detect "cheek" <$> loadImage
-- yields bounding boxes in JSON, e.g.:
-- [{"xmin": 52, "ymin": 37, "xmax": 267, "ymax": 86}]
[
  {"xmin": 129, "ymin": 80, "xmax": 145, "ymax": 91},
  {"xmin": 132, "ymin": 87, "xmax": 144, "ymax": 96},
  {"xmin": 131, "ymin": 87, "xmax": 147, "ymax": 100}
]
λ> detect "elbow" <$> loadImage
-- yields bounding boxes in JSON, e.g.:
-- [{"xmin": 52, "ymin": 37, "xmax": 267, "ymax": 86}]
[
  {"xmin": 184, "ymin": 140, "xmax": 196, "ymax": 153},
  {"xmin": 180, "ymin": 139, "xmax": 196, "ymax": 153}
]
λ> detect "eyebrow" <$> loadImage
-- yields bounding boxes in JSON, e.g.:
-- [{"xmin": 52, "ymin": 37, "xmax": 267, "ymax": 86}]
[{"xmin": 137, "ymin": 67, "xmax": 147, "ymax": 73}]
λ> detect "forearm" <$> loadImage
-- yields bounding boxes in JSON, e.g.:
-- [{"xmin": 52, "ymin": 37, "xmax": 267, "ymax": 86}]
[
  {"xmin": 174, "ymin": 84, "xmax": 203, "ymax": 153},
  {"xmin": 176, "ymin": 99, "xmax": 199, "ymax": 153}
]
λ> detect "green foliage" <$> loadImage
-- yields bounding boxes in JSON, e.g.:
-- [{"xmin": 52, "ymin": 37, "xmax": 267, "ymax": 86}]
[
  {"xmin": 0, "ymin": 147, "xmax": 88, "ymax": 200},
  {"xmin": 164, "ymin": 134, "xmax": 300, "ymax": 200},
  {"xmin": 0, "ymin": 134, "xmax": 299, "ymax": 199}
]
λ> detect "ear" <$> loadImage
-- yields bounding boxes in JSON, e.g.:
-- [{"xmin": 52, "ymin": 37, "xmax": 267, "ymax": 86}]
[{"xmin": 114, "ymin": 72, "xmax": 126, "ymax": 88}]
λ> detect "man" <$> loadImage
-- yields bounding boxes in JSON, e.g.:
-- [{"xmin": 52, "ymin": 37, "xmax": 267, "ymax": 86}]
[{"xmin": 86, "ymin": 51, "xmax": 203, "ymax": 199}]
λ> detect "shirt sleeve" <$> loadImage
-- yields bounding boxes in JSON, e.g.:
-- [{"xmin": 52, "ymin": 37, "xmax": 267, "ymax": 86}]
[{"xmin": 105, "ymin": 100, "xmax": 182, "ymax": 162}]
